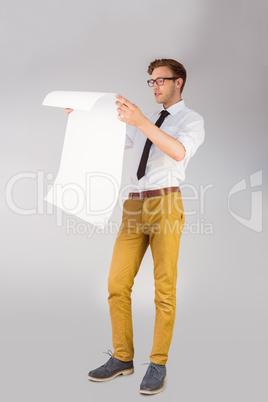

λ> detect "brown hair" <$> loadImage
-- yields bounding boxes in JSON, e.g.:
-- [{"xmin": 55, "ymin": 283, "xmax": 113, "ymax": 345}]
[{"xmin": 147, "ymin": 58, "xmax": 187, "ymax": 93}]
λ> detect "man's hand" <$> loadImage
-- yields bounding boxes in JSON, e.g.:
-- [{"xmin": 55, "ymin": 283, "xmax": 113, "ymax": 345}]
[
  {"xmin": 115, "ymin": 94, "xmax": 146, "ymax": 128},
  {"xmin": 116, "ymin": 95, "xmax": 186, "ymax": 161},
  {"xmin": 65, "ymin": 108, "xmax": 73, "ymax": 115}
]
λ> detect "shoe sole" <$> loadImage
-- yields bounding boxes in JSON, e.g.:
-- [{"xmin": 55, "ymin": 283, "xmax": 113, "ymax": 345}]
[
  {"xmin": 139, "ymin": 374, "xmax": 167, "ymax": 395},
  {"xmin": 87, "ymin": 367, "xmax": 134, "ymax": 382}
]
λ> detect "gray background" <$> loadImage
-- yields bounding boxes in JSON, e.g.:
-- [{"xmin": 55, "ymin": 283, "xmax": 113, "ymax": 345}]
[{"xmin": 1, "ymin": 0, "xmax": 267, "ymax": 401}]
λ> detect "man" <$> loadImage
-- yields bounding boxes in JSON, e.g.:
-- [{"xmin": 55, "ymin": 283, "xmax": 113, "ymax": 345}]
[{"xmin": 66, "ymin": 58, "xmax": 205, "ymax": 394}]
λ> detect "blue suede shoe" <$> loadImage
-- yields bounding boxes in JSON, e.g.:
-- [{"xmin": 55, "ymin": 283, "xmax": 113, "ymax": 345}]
[
  {"xmin": 140, "ymin": 362, "xmax": 167, "ymax": 394},
  {"xmin": 87, "ymin": 350, "xmax": 134, "ymax": 382}
]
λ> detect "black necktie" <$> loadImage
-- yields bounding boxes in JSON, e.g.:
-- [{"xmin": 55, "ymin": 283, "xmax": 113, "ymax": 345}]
[{"xmin": 137, "ymin": 110, "xmax": 170, "ymax": 180}]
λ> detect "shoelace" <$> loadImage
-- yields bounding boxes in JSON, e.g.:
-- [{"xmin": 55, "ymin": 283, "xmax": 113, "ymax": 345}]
[
  {"xmin": 103, "ymin": 349, "xmax": 113, "ymax": 358},
  {"xmin": 141, "ymin": 362, "xmax": 161, "ymax": 374},
  {"xmin": 101, "ymin": 349, "xmax": 114, "ymax": 367}
]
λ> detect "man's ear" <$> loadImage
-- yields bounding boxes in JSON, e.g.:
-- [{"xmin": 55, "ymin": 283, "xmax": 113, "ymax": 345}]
[{"xmin": 176, "ymin": 77, "xmax": 183, "ymax": 90}]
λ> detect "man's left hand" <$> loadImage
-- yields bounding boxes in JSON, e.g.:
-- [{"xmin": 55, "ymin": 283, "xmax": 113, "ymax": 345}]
[{"xmin": 115, "ymin": 94, "xmax": 145, "ymax": 127}]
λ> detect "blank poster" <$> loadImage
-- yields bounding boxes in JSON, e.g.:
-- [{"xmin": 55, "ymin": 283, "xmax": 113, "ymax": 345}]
[{"xmin": 43, "ymin": 91, "xmax": 126, "ymax": 228}]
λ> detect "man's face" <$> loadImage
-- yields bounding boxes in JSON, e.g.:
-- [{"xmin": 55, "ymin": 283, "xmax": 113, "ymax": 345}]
[{"xmin": 150, "ymin": 66, "xmax": 181, "ymax": 108}]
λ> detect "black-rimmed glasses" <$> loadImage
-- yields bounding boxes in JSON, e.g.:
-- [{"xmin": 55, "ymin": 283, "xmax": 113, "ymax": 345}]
[{"xmin": 147, "ymin": 77, "xmax": 179, "ymax": 87}]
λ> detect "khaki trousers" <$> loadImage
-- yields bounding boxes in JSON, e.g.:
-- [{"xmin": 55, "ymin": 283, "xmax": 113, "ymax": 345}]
[{"xmin": 107, "ymin": 190, "xmax": 185, "ymax": 365}]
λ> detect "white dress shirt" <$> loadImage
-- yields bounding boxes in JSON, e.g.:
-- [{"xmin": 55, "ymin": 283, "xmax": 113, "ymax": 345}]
[{"xmin": 124, "ymin": 99, "xmax": 205, "ymax": 192}]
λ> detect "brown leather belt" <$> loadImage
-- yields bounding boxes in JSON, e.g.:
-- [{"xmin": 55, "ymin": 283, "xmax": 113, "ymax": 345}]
[{"xmin": 128, "ymin": 186, "xmax": 181, "ymax": 199}]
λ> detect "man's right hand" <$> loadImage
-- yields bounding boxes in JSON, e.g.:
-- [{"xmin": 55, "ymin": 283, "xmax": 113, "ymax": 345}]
[{"xmin": 65, "ymin": 108, "xmax": 74, "ymax": 115}]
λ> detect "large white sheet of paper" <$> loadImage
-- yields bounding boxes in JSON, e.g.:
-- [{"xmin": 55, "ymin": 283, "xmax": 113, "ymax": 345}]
[{"xmin": 43, "ymin": 91, "xmax": 126, "ymax": 228}]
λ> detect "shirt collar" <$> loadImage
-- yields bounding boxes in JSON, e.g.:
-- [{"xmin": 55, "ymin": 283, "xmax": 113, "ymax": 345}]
[{"xmin": 160, "ymin": 99, "xmax": 185, "ymax": 116}]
